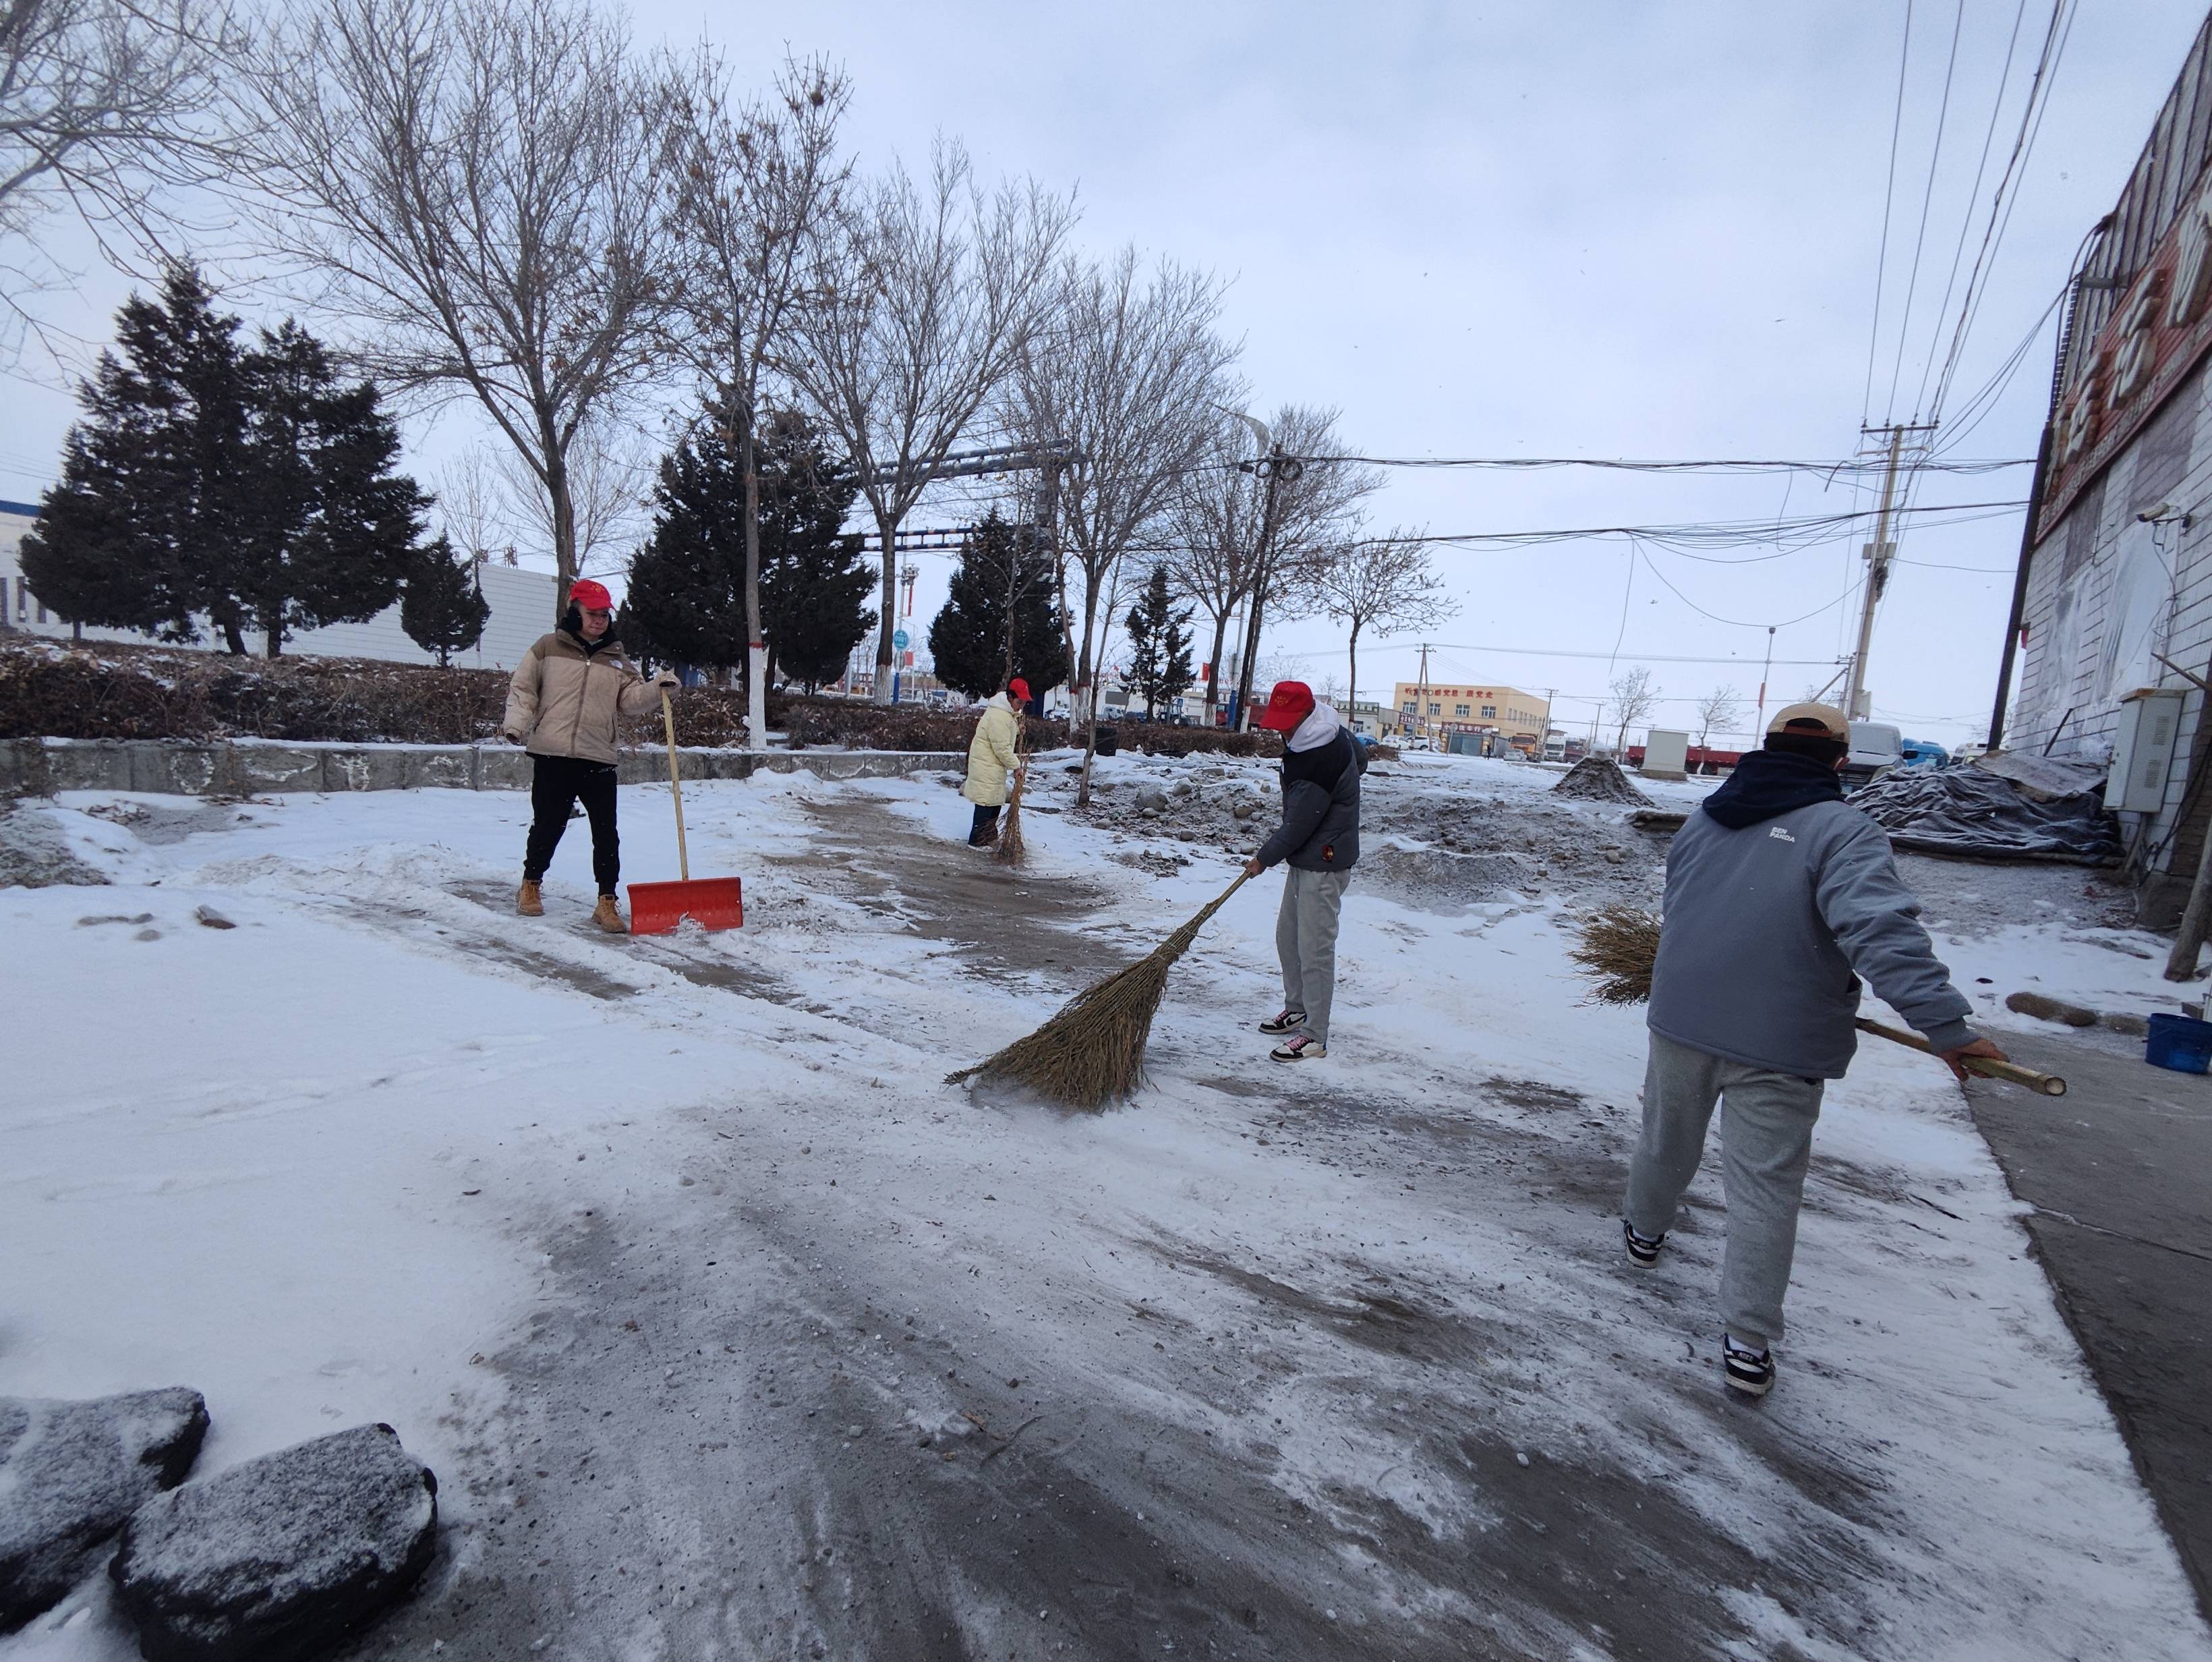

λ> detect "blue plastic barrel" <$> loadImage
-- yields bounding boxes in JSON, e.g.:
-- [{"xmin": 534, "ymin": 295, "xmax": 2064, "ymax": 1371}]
[{"xmin": 2145, "ymin": 1012, "xmax": 2212, "ymax": 1074}]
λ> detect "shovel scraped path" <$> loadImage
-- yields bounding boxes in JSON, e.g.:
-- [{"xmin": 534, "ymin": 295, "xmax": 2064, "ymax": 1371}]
[{"xmin": 1, "ymin": 760, "xmax": 2205, "ymax": 1660}]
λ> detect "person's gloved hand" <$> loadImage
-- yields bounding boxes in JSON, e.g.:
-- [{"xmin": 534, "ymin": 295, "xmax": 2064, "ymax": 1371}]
[
  {"xmin": 653, "ymin": 670, "xmax": 680, "ymax": 689},
  {"xmin": 502, "ymin": 730, "xmax": 524, "ymax": 745},
  {"xmin": 1243, "ymin": 855, "xmax": 1265, "ymax": 878}
]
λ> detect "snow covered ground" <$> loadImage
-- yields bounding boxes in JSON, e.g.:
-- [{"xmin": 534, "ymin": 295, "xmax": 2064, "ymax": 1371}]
[{"xmin": 2, "ymin": 750, "xmax": 2206, "ymax": 1660}]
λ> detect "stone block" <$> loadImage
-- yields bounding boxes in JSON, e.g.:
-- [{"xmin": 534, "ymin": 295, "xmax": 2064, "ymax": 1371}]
[
  {"xmin": 40, "ymin": 741, "xmax": 133, "ymax": 794},
  {"xmin": 111, "ymin": 1423, "xmax": 436, "ymax": 1662},
  {"xmin": 228, "ymin": 746, "xmax": 325, "ymax": 795},
  {"xmin": 0, "ymin": 1387, "xmax": 208, "ymax": 1630},
  {"xmin": 473, "ymin": 746, "xmax": 531, "ymax": 791}
]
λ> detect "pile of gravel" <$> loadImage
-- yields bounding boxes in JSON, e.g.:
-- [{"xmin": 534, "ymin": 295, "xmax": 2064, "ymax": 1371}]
[{"xmin": 1549, "ymin": 755, "xmax": 1652, "ymax": 805}]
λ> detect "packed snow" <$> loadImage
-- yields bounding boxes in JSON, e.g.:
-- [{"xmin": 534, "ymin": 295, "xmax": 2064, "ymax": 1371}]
[{"xmin": 1, "ymin": 749, "xmax": 2205, "ymax": 1659}]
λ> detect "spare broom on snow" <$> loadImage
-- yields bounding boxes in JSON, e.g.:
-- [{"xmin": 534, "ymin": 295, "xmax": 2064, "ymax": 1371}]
[
  {"xmin": 1571, "ymin": 904, "xmax": 2065, "ymax": 1095},
  {"xmin": 948, "ymin": 871, "xmax": 1253, "ymax": 1108}
]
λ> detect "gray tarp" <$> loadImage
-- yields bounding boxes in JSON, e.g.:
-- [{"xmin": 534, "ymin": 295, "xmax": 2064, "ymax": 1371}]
[{"xmin": 1849, "ymin": 762, "xmax": 2123, "ymax": 864}]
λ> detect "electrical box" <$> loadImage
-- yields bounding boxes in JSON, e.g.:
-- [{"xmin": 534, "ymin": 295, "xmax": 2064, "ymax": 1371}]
[
  {"xmin": 2106, "ymin": 689, "xmax": 2186, "ymax": 813},
  {"xmin": 1641, "ymin": 729, "xmax": 1691, "ymax": 781}
]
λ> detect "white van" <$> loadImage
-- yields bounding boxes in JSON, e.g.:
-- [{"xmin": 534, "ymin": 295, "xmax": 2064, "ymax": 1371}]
[{"xmin": 1842, "ymin": 721, "xmax": 1902, "ymax": 791}]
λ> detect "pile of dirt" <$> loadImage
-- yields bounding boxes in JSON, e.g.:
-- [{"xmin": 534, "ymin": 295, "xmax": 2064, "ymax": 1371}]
[
  {"xmin": 1550, "ymin": 754, "xmax": 1652, "ymax": 805},
  {"xmin": 0, "ymin": 805, "xmax": 109, "ymax": 887}
]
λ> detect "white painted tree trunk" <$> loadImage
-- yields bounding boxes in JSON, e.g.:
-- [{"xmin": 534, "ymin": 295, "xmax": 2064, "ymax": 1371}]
[{"xmin": 747, "ymin": 643, "xmax": 769, "ymax": 751}]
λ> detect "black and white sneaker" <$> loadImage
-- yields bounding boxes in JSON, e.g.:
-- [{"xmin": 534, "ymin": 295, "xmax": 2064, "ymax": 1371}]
[
  {"xmin": 1258, "ymin": 1009, "xmax": 1306, "ymax": 1035},
  {"xmin": 1270, "ymin": 1033, "xmax": 1327, "ymax": 1062},
  {"xmin": 1622, "ymin": 1220, "xmax": 1665, "ymax": 1269},
  {"xmin": 1722, "ymin": 1336, "xmax": 1775, "ymax": 1398}
]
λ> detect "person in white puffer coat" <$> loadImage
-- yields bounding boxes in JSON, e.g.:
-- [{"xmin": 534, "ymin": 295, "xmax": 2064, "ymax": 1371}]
[{"xmin": 960, "ymin": 677, "xmax": 1028, "ymax": 846}]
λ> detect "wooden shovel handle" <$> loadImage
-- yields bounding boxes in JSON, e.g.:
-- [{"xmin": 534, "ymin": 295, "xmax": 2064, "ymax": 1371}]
[
  {"xmin": 660, "ymin": 688, "xmax": 689, "ymax": 884},
  {"xmin": 1855, "ymin": 1017, "xmax": 2067, "ymax": 1097}
]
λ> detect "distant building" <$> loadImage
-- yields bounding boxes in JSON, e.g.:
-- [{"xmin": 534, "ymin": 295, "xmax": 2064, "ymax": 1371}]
[
  {"xmin": 0, "ymin": 499, "xmax": 557, "ymax": 670},
  {"xmin": 1389, "ymin": 680, "xmax": 1550, "ymax": 753}
]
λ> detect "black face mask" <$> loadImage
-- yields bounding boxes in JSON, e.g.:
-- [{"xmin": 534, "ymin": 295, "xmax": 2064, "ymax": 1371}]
[{"xmin": 1701, "ymin": 748, "xmax": 1844, "ymax": 828}]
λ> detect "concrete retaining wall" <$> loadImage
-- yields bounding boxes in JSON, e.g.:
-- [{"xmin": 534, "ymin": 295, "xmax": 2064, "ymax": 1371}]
[{"xmin": 0, "ymin": 738, "xmax": 964, "ymax": 798}]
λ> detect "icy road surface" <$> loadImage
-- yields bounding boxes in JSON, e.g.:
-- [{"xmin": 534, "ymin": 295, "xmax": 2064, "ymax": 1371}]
[{"xmin": 1, "ymin": 752, "xmax": 2204, "ymax": 1661}]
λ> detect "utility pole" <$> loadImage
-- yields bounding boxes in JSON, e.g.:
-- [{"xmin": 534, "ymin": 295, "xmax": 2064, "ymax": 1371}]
[
  {"xmin": 1416, "ymin": 643, "xmax": 1431, "ymax": 745},
  {"xmin": 1842, "ymin": 422, "xmax": 1936, "ymax": 722},
  {"xmin": 1753, "ymin": 625, "xmax": 1776, "ymax": 737}
]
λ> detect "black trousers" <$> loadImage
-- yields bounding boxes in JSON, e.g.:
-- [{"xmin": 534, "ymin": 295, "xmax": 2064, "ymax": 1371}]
[
  {"xmin": 968, "ymin": 804, "xmax": 1001, "ymax": 845},
  {"xmin": 525, "ymin": 753, "xmax": 620, "ymax": 894}
]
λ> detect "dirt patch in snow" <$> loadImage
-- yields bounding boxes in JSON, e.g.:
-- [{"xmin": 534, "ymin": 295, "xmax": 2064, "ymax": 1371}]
[{"xmin": 0, "ymin": 805, "xmax": 109, "ymax": 887}]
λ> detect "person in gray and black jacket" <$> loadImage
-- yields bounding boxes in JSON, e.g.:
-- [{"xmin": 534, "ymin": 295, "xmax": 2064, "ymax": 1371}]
[
  {"xmin": 1244, "ymin": 681, "xmax": 1364, "ymax": 1062},
  {"xmin": 1623, "ymin": 701, "xmax": 2007, "ymax": 1399}
]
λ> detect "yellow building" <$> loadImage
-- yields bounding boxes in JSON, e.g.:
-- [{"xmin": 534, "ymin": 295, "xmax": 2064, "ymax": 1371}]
[{"xmin": 1391, "ymin": 681, "xmax": 1550, "ymax": 751}]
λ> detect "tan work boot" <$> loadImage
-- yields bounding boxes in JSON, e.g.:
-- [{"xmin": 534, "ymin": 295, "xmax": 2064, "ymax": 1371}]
[
  {"xmin": 517, "ymin": 880, "xmax": 544, "ymax": 917},
  {"xmin": 591, "ymin": 894, "xmax": 628, "ymax": 934}
]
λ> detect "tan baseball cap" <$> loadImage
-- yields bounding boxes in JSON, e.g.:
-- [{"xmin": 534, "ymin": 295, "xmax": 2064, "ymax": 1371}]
[{"xmin": 1767, "ymin": 701, "xmax": 1851, "ymax": 740}]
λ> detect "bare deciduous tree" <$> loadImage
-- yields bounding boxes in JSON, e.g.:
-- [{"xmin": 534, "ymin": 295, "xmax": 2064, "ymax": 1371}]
[
  {"xmin": 1306, "ymin": 529, "xmax": 1457, "ymax": 716},
  {"xmin": 1610, "ymin": 664, "xmax": 1658, "ymax": 754},
  {"xmin": 666, "ymin": 51, "xmax": 848, "ymax": 747},
  {"xmin": 1003, "ymin": 246, "xmax": 1235, "ymax": 797},
  {"xmin": 786, "ymin": 138, "xmax": 1071, "ymax": 702},
  {"xmin": 243, "ymin": 0, "xmax": 678, "ymax": 614},
  {"xmin": 1692, "ymin": 683, "xmax": 1741, "ymax": 773},
  {"xmin": 0, "ymin": 0, "xmax": 245, "ymax": 358},
  {"xmin": 1163, "ymin": 404, "xmax": 1378, "ymax": 724}
]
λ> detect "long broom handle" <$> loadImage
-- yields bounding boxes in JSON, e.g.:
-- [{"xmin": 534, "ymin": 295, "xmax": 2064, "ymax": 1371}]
[
  {"xmin": 660, "ymin": 688, "xmax": 690, "ymax": 884},
  {"xmin": 1855, "ymin": 1016, "xmax": 2067, "ymax": 1096}
]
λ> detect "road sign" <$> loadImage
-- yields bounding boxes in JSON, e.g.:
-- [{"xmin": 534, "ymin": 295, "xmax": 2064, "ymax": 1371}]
[{"xmin": 892, "ymin": 629, "xmax": 910, "ymax": 650}]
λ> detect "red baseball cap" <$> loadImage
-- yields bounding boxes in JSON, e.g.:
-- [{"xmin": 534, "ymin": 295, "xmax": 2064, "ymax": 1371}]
[
  {"xmin": 1008, "ymin": 677, "xmax": 1030, "ymax": 701},
  {"xmin": 1256, "ymin": 681, "xmax": 1315, "ymax": 732},
  {"xmin": 569, "ymin": 579, "xmax": 614, "ymax": 611}
]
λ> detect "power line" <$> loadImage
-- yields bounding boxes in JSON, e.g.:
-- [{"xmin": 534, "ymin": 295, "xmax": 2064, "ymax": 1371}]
[
  {"xmin": 1283, "ymin": 454, "xmax": 2027, "ymax": 476},
  {"xmin": 1913, "ymin": 0, "xmax": 2033, "ymax": 421},
  {"xmin": 1865, "ymin": 0, "xmax": 1920, "ymax": 426},
  {"xmin": 1888, "ymin": 0, "xmax": 1969, "ymax": 420},
  {"xmin": 1403, "ymin": 643, "xmax": 1847, "ymax": 666}
]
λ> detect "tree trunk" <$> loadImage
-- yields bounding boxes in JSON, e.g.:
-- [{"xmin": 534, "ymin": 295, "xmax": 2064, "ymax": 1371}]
[
  {"xmin": 873, "ymin": 503, "xmax": 898, "ymax": 705},
  {"xmin": 1075, "ymin": 560, "xmax": 1105, "ymax": 807},
  {"xmin": 740, "ymin": 413, "xmax": 769, "ymax": 751},
  {"xmin": 546, "ymin": 446, "xmax": 578, "ymax": 618},
  {"xmin": 1202, "ymin": 608, "xmax": 1227, "ymax": 725},
  {"xmin": 1346, "ymin": 624, "xmax": 1360, "ymax": 720},
  {"xmin": 1235, "ymin": 582, "xmax": 1267, "ymax": 730}
]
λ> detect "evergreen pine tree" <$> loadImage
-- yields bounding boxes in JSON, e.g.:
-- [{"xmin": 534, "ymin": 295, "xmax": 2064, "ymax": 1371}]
[
  {"xmin": 1124, "ymin": 564, "xmax": 1196, "ymax": 717},
  {"xmin": 625, "ymin": 400, "xmax": 873, "ymax": 689},
  {"xmin": 18, "ymin": 266, "xmax": 255, "ymax": 648},
  {"xmin": 927, "ymin": 509, "xmax": 1072, "ymax": 701},
  {"xmin": 400, "ymin": 538, "xmax": 491, "ymax": 666},
  {"xmin": 755, "ymin": 411, "xmax": 875, "ymax": 690},
  {"xmin": 18, "ymin": 268, "xmax": 433, "ymax": 656},
  {"xmin": 235, "ymin": 320, "xmax": 432, "ymax": 656}
]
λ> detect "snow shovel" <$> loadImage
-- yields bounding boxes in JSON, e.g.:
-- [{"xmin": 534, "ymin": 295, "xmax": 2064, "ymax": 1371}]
[{"xmin": 627, "ymin": 689, "xmax": 743, "ymax": 936}]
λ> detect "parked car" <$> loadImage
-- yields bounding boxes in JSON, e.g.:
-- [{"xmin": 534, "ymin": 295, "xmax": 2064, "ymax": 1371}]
[
  {"xmin": 1899, "ymin": 737, "xmax": 1950, "ymax": 768},
  {"xmin": 1842, "ymin": 721, "xmax": 1903, "ymax": 792}
]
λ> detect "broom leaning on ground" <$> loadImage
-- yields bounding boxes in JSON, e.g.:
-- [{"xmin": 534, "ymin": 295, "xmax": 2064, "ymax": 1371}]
[
  {"xmin": 1570, "ymin": 904, "xmax": 2066, "ymax": 1095},
  {"xmin": 993, "ymin": 755, "xmax": 1026, "ymax": 867},
  {"xmin": 948, "ymin": 872, "xmax": 1252, "ymax": 1109}
]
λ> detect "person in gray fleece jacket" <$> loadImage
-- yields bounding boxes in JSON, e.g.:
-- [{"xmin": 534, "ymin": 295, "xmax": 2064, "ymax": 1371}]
[{"xmin": 1623, "ymin": 702, "xmax": 2006, "ymax": 1398}]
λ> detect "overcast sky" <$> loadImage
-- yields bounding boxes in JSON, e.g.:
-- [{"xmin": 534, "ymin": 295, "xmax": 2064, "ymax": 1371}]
[{"xmin": 6, "ymin": 0, "xmax": 2207, "ymax": 745}]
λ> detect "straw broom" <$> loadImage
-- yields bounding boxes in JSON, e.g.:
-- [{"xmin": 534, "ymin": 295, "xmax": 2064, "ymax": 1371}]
[
  {"xmin": 1569, "ymin": 904, "xmax": 2066, "ymax": 1095},
  {"xmin": 947, "ymin": 871, "xmax": 1252, "ymax": 1109},
  {"xmin": 993, "ymin": 754, "xmax": 1027, "ymax": 867}
]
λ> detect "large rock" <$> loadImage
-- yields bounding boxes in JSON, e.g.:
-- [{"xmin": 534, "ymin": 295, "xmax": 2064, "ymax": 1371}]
[
  {"xmin": 0, "ymin": 1387, "xmax": 208, "ymax": 1630},
  {"xmin": 112, "ymin": 1423, "xmax": 437, "ymax": 1662}
]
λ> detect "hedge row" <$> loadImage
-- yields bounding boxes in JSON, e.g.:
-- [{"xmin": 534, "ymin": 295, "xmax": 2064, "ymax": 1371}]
[{"xmin": 0, "ymin": 639, "xmax": 1273, "ymax": 757}]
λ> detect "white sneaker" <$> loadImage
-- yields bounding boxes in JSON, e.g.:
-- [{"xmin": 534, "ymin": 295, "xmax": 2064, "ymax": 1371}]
[
  {"xmin": 1258, "ymin": 1009, "xmax": 1306, "ymax": 1035},
  {"xmin": 1270, "ymin": 1033, "xmax": 1327, "ymax": 1062}
]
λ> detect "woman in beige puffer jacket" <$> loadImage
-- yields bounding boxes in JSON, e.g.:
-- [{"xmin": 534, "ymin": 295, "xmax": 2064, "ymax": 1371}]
[
  {"xmin": 960, "ymin": 678, "xmax": 1028, "ymax": 846},
  {"xmin": 501, "ymin": 579, "xmax": 675, "ymax": 931}
]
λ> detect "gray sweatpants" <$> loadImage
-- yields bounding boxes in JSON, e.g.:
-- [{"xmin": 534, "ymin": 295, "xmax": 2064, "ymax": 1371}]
[
  {"xmin": 1277, "ymin": 867, "xmax": 1350, "ymax": 1045},
  {"xmin": 1623, "ymin": 1029, "xmax": 1825, "ymax": 1349}
]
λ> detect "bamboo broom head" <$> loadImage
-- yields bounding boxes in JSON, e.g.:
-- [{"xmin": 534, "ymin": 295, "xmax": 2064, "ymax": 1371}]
[
  {"xmin": 948, "ymin": 874, "xmax": 1248, "ymax": 1110},
  {"xmin": 993, "ymin": 770, "xmax": 1026, "ymax": 867},
  {"xmin": 1570, "ymin": 905, "xmax": 1662, "ymax": 1005}
]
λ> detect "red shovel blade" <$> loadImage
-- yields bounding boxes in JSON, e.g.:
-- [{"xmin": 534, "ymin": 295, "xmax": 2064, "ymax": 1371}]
[{"xmin": 628, "ymin": 876, "xmax": 743, "ymax": 935}]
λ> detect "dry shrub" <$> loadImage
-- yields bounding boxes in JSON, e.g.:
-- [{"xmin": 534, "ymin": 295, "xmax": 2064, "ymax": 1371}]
[{"xmin": 1123, "ymin": 724, "xmax": 1267, "ymax": 759}]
